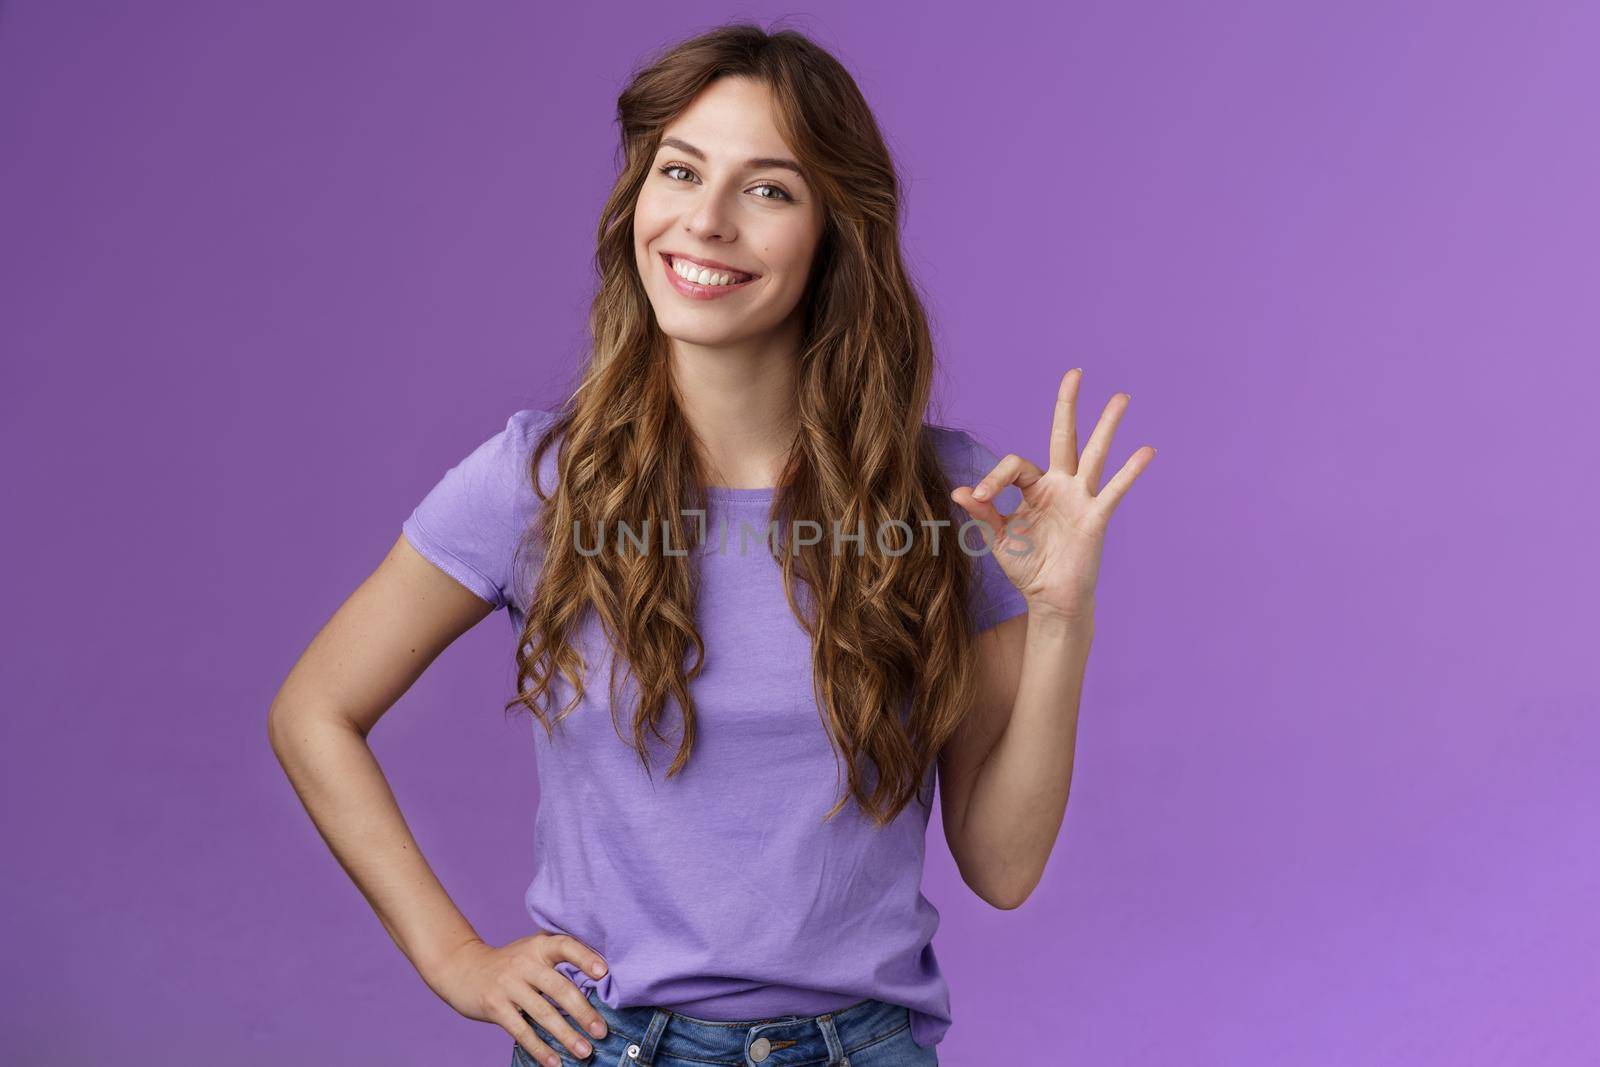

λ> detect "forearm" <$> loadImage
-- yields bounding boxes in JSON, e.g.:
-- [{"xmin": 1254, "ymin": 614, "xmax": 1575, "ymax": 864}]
[
  {"xmin": 268, "ymin": 707, "xmax": 482, "ymax": 987},
  {"xmin": 958, "ymin": 607, "xmax": 1093, "ymax": 905}
]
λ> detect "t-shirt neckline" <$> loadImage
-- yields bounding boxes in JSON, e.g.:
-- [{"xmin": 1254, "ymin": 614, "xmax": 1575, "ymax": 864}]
[{"xmin": 702, "ymin": 485, "xmax": 778, "ymax": 504}]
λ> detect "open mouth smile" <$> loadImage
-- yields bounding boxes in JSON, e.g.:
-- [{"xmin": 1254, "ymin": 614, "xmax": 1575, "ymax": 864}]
[{"xmin": 659, "ymin": 252, "xmax": 761, "ymax": 300}]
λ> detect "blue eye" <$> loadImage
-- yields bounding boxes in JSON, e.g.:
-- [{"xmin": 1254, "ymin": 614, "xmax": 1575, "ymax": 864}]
[{"xmin": 655, "ymin": 164, "xmax": 795, "ymax": 203}]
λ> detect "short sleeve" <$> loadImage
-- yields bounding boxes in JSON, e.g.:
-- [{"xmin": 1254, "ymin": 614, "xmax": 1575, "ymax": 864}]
[
  {"xmin": 400, "ymin": 409, "xmax": 554, "ymax": 611},
  {"xmin": 942, "ymin": 427, "xmax": 1031, "ymax": 632}
]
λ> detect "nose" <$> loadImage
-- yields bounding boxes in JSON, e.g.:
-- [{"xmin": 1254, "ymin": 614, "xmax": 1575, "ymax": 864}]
[{"xmin": 682, "ymin": 187, "xmax": 738, "ymax": 244}]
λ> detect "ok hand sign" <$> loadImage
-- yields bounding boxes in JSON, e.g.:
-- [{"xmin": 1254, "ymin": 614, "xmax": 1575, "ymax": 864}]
[{"xmin": 951, "ymin": 368, "xmax": 1156, "ymax": 623}]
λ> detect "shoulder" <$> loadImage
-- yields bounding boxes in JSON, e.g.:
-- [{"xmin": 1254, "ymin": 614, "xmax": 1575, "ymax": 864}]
[
  {"xmin": 923, "ymin": 421, "xmax": 1031, "ymax": 629},
  {"xmin": 924, "ymin": 421, "xmax": 1023, "ymax": 512},
  {"xmin": 465, "ymin": 406, "xmax": 563, "ymax": 498},
  {"xmin": 500, "ymin": 406, "xmax": 563, "ymax": 460},
  {"xmin": 924, "ymin": 422, "xmax": 1001, "ymax": 483},
  {"xmin": 399, "ymin": 406, "xmax": 563, "ymax": 611}
]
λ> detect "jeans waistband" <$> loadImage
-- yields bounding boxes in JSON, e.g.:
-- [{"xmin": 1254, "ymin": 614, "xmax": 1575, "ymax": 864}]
[{"xmin": 579, "ymin": 987, "xmax": 914, "ymax": 1066}]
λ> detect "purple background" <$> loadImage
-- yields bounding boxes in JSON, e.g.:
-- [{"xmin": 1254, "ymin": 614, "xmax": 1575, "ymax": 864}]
[{"xmin": 2, "ymin": 2, "xmax": 1594, "ymax": 1063}]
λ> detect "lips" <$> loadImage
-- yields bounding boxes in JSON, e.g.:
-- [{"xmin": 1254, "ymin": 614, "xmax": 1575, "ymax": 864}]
[{"xmin": 658, "ymin": 252, "xmax": 761, "ymax": 300}]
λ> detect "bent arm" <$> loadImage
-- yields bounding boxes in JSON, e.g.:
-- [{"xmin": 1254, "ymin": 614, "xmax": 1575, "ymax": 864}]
[
  {"xmin": 938, "ymin": 605, "xmax": 1093, "ymax": 909},
  {"xmin": 267, "ymin": 533, "xmax": 497, "ymax": 989}
]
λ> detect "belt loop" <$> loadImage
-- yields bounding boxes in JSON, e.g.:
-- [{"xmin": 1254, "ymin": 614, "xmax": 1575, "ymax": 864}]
[
  {"xmin": 817, "ymin": 1012, "xmax": 850, "ymax": 1067},
  {"xmin": 629, "ymin": 1008, "xmax": 671, "ymax": 1065}
]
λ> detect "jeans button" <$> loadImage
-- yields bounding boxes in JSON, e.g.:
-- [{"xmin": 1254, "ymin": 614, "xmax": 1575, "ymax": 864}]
[{"xmin": 749, "ymin": 1036, "xmax": 772, "ymax": 1062}]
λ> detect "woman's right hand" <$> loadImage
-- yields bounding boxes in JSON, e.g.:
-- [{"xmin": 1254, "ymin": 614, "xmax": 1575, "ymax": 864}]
[{"xmin": 426, "ymin": 932, "xmax": 611, "ymax": 1067}]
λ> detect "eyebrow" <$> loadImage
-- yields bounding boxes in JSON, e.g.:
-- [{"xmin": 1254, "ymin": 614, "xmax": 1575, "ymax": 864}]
[{"xmin": 657, "ymin": 136, "xmax": 804, "ymax": 177}]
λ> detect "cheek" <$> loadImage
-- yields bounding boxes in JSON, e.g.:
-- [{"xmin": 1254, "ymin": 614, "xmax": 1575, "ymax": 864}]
[
  {"xmin": 749, "ymin": 231, "xmax": 780, "ymax": 263},
  {"xmin": 632, "ymin": 193, "xmax": 670, "ymax": 246},
  {"xmin": 766, "ymin": 228, "xmax": 820, "ymax": 284}
]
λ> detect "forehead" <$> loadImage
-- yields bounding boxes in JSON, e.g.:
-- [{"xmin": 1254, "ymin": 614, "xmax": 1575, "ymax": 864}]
[{"xmin": 659, "ymin": 77, "xmax": 793, "ymax": 159}]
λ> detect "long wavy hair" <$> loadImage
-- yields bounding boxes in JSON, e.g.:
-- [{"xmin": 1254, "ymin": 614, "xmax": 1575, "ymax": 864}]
[{"xmin": 505, "ymin": 22, "xmax": 989, "ymax": 827}]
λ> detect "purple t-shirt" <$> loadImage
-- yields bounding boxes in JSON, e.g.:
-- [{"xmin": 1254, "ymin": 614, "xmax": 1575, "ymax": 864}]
[{"xmin": 400, "ymin": 408, "xmax": 1029, "ymax": 1047}]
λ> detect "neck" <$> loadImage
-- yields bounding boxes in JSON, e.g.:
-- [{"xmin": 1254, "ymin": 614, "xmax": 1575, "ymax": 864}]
[{"xmin": 668, "ymin": 320, "xmax": 802, "ymax": 490}]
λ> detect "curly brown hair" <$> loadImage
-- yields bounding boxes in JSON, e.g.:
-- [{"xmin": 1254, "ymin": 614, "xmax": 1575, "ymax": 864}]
[{"xmin": 505, "ymin": 22, "xmax": 990, "ymax": 828}]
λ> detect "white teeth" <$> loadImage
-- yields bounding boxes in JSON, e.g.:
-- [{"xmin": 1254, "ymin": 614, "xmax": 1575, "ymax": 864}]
[{"xmin": 672, "ymin": 257, "xmax": 748, "ymax": 287}]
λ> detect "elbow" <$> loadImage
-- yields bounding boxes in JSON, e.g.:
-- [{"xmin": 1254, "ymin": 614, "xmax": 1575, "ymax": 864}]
[
  {"xmin": 266, "ymin": 698, "xmax": 283, "ymax": 746},
  {"xmin": 266, "ymin": 690, "xmax": 305, "ymax": 744},
  {"xmin": 963, "ymin": 865, "xmax": 1041, "ymax": 911},
  {"xmin": 266, "ymin": 699, "xmax": 297, "ymax": 758},
  {"xmin": 982, "ymin": 880, "xmax": 1037, "ymax": 911},
  {"xmin": 951, "ymin": 836, "xmax": 1046, "ymax": 910},
  {"xmin": 266, "ymin": 696, "xmax": 348, "ymax": 758}
]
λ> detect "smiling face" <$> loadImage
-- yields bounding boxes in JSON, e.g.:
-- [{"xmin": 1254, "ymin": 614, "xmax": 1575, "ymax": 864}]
[{"xmin": 633, "ymin": 76, "xmax": 826, "ymax": 349}]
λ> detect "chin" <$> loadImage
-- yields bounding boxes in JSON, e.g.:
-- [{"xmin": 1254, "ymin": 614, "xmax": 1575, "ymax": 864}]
[{"xmin": 656, "ymin": 316, "xmax": 750, "ymax": 347}]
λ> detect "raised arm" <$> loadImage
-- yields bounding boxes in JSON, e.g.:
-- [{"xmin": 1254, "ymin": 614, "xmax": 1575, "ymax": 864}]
[{"xmin": 938, "ymin": 368, "xmax": 1155, "ymax": 909}]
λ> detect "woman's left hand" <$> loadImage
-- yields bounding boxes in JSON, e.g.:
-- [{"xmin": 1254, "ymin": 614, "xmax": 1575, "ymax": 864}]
[{"xmin": 951, "ymin": 368, "xmax": 1155, "ymax": 623}]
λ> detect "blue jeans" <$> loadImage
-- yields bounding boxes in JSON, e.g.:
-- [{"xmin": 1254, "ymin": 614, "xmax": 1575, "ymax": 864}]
[{"xmin": 510, "ymin": 987, "xmax": 939, "ymax": 1066}]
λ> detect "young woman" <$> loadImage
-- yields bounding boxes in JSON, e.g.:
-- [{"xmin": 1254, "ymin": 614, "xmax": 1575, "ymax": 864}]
[{"xmin": 269, "ymin": 23, "xmax": 1153, "ymax": 1067}]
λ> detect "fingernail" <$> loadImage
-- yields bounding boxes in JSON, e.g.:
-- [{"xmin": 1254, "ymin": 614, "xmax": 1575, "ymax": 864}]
[
  {"xmin": 590, "ymin": 1021, "xmax": 606, "ymax": 1037},
  {"xmin": 575, "ymin": 1039, "xmax": 592, "ymax": 1056},
  {"xmin": 972, "ymin": 485, "xmax": 990, "ymax": 500}
]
